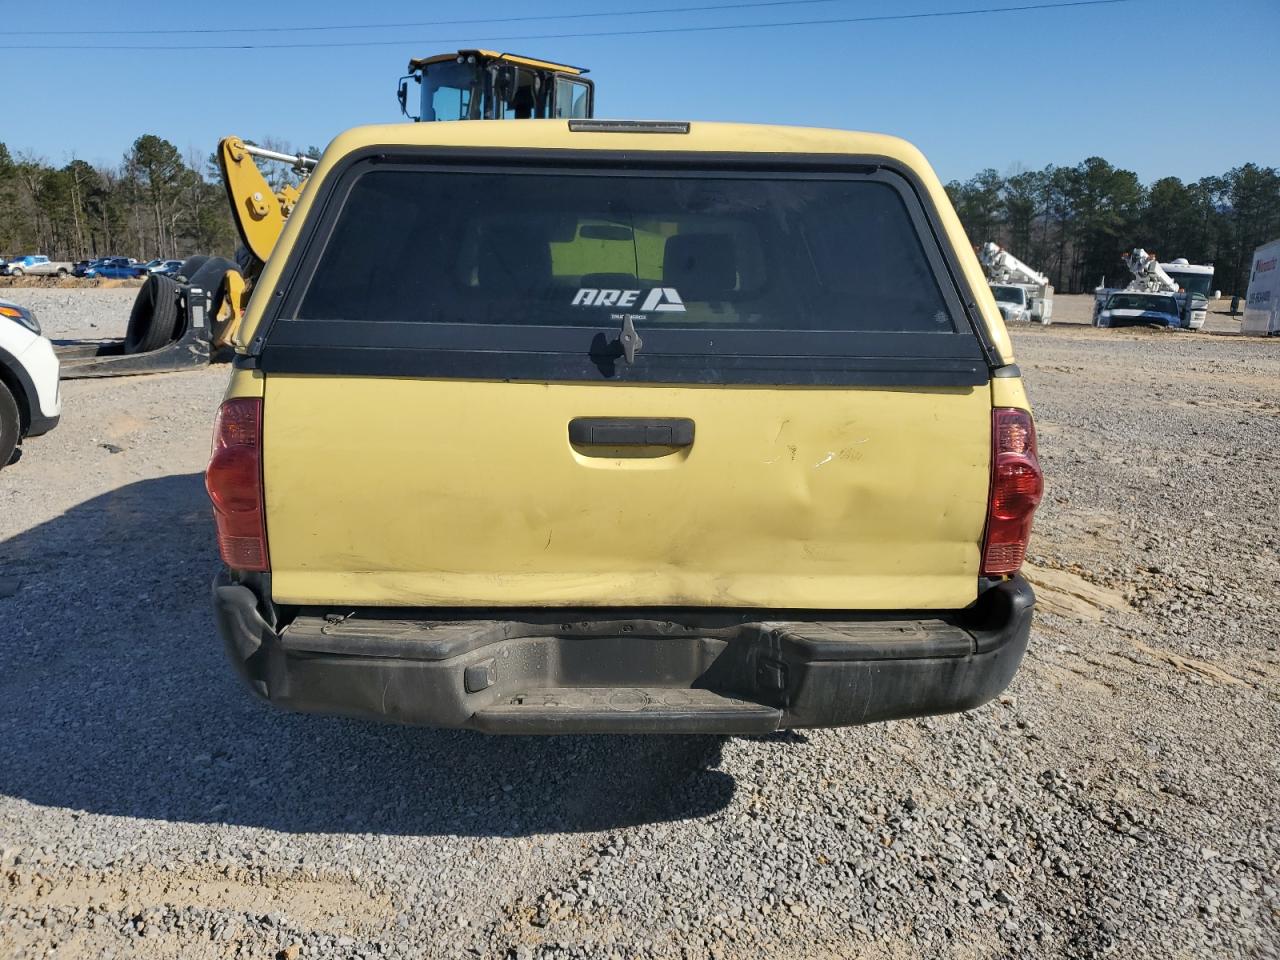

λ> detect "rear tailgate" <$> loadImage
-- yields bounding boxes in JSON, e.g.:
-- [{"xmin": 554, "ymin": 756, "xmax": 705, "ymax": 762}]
[{"xmin": 255, "ymin": 149, "xmax": 995, "ymax": 610}]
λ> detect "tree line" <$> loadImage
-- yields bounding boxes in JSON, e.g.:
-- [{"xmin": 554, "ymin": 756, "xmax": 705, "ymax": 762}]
[
  {"xmin": 945, "ymin": 158, "xmax": 1280, "ymax": 297},
  {"xmin": 0, "ymin": 134, "xmax": 316, "ymax": 266},
  {"xmin": 3, "ymin": 131, "xmax": 1278, "ymax": 297}
]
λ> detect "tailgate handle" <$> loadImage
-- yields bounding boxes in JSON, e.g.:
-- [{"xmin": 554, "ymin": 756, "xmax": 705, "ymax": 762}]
[{"xmin": 568, "ymin": 417, "xmax": 695, "ymax": 447}]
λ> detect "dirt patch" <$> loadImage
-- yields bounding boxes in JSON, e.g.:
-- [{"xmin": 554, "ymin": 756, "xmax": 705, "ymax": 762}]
[
  {"xmin": 1, "ymin": 861, "xmax": 392, "ymax": 960},
  {"xmin": 0, "ymin": 276, "xmax": 144, "ymax": 290},
  {"xmin": 1023, "ymin": 564, "xmax": 1128, "ymax": 620},
  {"xmin": 1131, "ymin": 640, "xmax": 1249, "ymax": 687},
  {"xmin": 3, "ymin": 862, "xmax": 393, "ymax": 931},
  {"xmin": 102, "ymin": 412, "xmax": 150, "ymax": 441}
]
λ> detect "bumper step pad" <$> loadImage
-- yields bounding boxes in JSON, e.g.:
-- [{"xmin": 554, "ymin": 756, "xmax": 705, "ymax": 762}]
[{"xmin": 473, "ymin": 687, "xmax": 781, "ymax": 735}]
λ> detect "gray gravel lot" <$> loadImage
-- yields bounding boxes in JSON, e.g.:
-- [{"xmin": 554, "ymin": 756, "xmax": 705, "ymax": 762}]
[{"xmin": 1, "ymin": 290, "xmax": 1277, "ymax": 959}]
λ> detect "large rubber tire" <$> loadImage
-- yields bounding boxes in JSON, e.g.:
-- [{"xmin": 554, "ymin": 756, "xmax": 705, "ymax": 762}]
[
  {"xmin": 0, "ymin": 381, "xmax": 19, "ymax": 471},
  {"xmin": 233, "ymin": 244, "xmax": 262, "ymax": 282},
  {"xmin": 187, "ymin": 257, "xmax": 238, "ymax": 324},
  {"xmin": 175, "ymin": 255, "xmax": 209, "ymax": 283},
  {"xmin": 9, "ymin": 267, "xmax": 23, "ymax": 277},
  {"xmin": 124, "ymin": 273, "xmax": 180, "ymax": 354},
  {"xmin": 187, "ymin": 257, "xmax": 236, "ymax": 297}
]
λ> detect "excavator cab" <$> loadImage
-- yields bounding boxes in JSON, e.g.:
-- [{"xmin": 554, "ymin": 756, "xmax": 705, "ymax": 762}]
[{"xmin": 398, "ymin": 50, "xmax": 593, "ymax": 122}]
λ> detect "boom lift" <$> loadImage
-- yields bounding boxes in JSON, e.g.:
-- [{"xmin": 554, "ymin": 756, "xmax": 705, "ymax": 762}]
[
  {"xmin": 977, "ymin": 241, "xmax": 1054, "ymax": 324},
  {"xmin": 1119, "ymin": 248, "xmax": 1179, "ymax": 294},
  {"xmin": 58, "ymin": 50, "xmax": 592, "ymax": 379}
]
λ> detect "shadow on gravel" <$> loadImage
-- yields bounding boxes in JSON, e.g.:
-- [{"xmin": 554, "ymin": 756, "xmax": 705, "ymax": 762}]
[{"xmin": 0, "ymin": 473, "xmax": 734, "ymax": 836}]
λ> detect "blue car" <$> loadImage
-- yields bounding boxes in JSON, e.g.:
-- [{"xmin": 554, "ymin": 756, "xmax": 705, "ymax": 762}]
[
  {"xmin": 1095, "ymin": 292, "xmax": 1182, "ymax": 328},
  {"xmin": 84, "ymin": 257, "xmax": 145, "ymax": 279},
  {"xmin": 74, "ymin": 257, "xmax": 110, "ymax": 277}
]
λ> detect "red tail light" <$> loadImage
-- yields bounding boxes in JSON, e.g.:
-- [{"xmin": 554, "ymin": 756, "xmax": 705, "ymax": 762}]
[
  {"xmin": 981, "ymin": 408, "xmax": 1043, "ymax": 576},
  {"xmin": 205, "ymin": 398, "xmax": 268, "ymax": 572}
]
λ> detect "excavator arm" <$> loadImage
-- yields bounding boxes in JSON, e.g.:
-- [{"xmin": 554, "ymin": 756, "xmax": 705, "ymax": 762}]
[
  {"xmin": 212, "ymin": 137, "xmax": 317, "ymax": 348},
  {"xmin": 216, "ymin": 136, "xmax": 316, "ymax": 267}
]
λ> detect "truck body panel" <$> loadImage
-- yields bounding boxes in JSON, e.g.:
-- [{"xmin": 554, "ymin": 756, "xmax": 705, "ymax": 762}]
[
  {"xmin": 1243, "ymin": 239, "xmax": 1280, "ymax": 335},
  {"xmin": 263, "ymin": 376, "xmax": 991, "ymax": 609}
]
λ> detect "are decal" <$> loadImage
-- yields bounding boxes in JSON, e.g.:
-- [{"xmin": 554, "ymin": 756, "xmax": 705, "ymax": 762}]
[{"xmin": 571, "ymin": 287, "xmax": 686, "ymax": 312}]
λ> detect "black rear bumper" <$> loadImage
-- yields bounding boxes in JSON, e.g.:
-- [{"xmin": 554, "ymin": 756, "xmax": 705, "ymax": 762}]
[{"xmin": 213, "ymin": 574, "xmax": 1033, "ymax": 735}]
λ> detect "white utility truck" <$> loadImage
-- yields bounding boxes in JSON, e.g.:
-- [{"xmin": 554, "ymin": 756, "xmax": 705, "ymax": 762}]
[
  {"xmin": 978, "ymin": 242, "xmax": 1053, "ymax": 324},
  {"xmin": 1093, "ymin": 249, "xmax": 1213, "ymax": 329},
  {"xmin": 1242, "ymin": 238, "xmax": 1280, "ymax": 335}
]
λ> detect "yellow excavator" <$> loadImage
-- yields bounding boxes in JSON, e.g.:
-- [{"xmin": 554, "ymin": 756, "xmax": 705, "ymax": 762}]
[
  {"xmin": 398, "ymin": 50, "xmax": 592, "ymax": 122},
  {"xmin": 58, "ymin": 51, "xmax": 592, "ymax": 378}
]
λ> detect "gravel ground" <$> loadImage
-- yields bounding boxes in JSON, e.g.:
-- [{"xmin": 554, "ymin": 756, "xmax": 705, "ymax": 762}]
[{"xmin": 1, "ymin": 291, "xmax": 1277, "ymax": 960}]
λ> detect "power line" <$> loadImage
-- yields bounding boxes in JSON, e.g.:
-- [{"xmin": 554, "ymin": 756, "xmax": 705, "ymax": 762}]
[
  {"xmin": 1, "ymin": 0, "xmax": 1137, "ymax": 51},
  {"xmin": 1, "ymin": 0, "xmax": 854, "ymax": 36}
]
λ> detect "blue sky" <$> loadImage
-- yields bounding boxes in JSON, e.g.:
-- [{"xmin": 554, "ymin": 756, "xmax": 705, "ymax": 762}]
[{"xmin": 4, "ymin": 0, "xmax": 1277, "ymax": 184}]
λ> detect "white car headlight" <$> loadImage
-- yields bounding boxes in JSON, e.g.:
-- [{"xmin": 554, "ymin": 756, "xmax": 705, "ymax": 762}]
[{"xmin": 0, "ymin": 304, "xmax": 40, "ymax": 335}]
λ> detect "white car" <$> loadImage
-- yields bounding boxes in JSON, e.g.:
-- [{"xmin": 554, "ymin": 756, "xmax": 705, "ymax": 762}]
[{"xmin": 0, "ymin": 299, "xmax": 61, "ymax": 469}]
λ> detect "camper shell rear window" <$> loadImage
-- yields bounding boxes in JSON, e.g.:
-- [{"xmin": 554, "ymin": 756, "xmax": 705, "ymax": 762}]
[{"xmin": 259, "ymin": 151, "xmax": 990, "ymax": 387}]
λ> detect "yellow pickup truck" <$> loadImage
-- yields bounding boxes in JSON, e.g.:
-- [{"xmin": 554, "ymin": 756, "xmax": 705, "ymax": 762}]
[{"xmin": 206, "ymin": 119, "xmax": 1042, "ymax": 734}]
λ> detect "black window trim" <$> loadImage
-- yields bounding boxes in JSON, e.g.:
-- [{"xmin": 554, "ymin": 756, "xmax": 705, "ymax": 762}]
[{"xmin": 252, "ymin": 146, "xmax": 999, "ymax": 388}]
